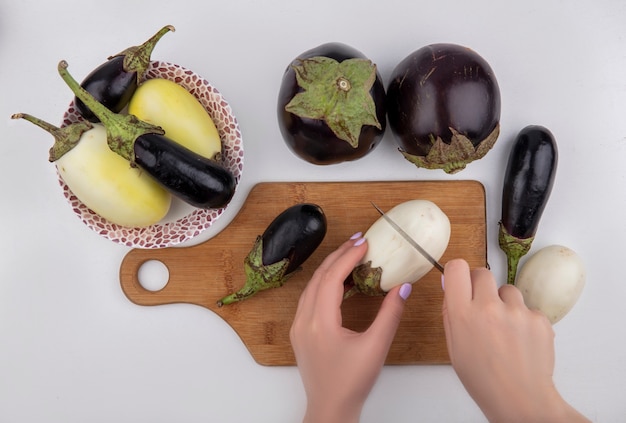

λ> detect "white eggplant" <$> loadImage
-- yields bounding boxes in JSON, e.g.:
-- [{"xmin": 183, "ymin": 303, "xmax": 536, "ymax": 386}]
[
  {"xmin": 57, "ymin": 124, "xmax": 171, "ymax": 227},
  {"xmin": 348, "ymin": 199, "xmax": 451, "ymax": 296},
  {"xmin": 13, "ymin": 113, "xmax": 171, "ymax": 227},
  {"xmin": 516, "ymin": 245, "xmax": 585, "ymax": 324}
]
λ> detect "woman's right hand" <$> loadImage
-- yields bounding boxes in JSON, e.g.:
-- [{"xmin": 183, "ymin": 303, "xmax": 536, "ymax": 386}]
[{"xmin": 442, "ymin": 259, "xmax": 590, "ymax": 423}]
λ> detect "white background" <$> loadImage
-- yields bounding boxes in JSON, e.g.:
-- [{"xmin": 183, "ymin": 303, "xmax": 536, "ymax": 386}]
[{"xmin": 1, "ymin": 0, "xmax": 625, "ymax": 421}]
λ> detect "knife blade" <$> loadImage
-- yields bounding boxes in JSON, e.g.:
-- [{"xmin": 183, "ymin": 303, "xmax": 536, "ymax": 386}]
[{"xmin": 371, "ymin": 202, "xmax": 444, "ymax": 273}]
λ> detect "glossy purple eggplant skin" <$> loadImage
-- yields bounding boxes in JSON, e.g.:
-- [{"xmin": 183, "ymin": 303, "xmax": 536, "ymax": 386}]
[
  {"xmin": 261, "ymin": 203, "xmax": 327, "ymax": 274},
  {"xmin": 277, "ymin": 42, "xmax": 386, "ymax": 165},
  {"xmin": 75, "ymin": 55, "xmax": 137, "ymax": 123},
  {"xmin": 501, "ymin": 125, "xmax": 558, "ymax": 239},
  {"xmin": 133, "ymin": 133, "xmax": 236, "ymax": 209},
  {"xmin": 387, "ymin": 43, "xmax": 500, "ymax": 156}
]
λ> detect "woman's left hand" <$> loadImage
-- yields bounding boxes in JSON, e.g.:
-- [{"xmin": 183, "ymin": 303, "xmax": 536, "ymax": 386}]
[{"xmin": 290, "ymin": 233, "xmax": 412, "ymax": 423}]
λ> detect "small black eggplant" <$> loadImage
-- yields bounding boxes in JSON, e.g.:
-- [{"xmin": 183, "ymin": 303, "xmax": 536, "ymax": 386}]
[
  {"xmin": 59, "ymin": 60, "xmax": 236, "ymax": 209},
  {"xmin": 277, "ymin": 42, "xmax": 386, "ymax": 165},
  {"xmin": 217, "ymin": 203, "xmax": 327, "ymax": 306},
  {"xmin": 75, "ymin": 25, "xmax": 174, "ymax": 123},
  {"xmin": 499, "ymin": 125, "xmax": 558, "ymax": 285},
  {"xmin": 387, "ymin": 43, "xmax": 501, "ymax": 174}
]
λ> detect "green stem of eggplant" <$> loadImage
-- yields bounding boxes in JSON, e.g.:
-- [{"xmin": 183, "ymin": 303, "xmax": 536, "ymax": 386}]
[
  {"xmin": 57, "ymin": 60, "xmax": 164, "ymax": 163},
  {"xmin": 400, "ymin": 125, "xmax": 500, "ymax": 174},
  {"xmin": 10, "ymin": 112, "xmax": 92, "ymax": 161},
  {"xmin": 217, "ymin": 285, "xmax": 258, "ymax": 307},
  {"xmin": 348, "ymin": 261, "xmax": 385, "ymax": 297},
  {"xmin": 505, "ymin": 252, "xmax": 521, "ymax": 286},
  {"xmin": 216, "ymin": 266, "xmax": 294, "ymax": 307},
  {"xmin": 216, "ymin": 236, "xmax": 293, "ymax": 307},
  {"xmin": 116, "ymin": 24, "xmax": 176, "ymax": 79},
  {"xmin": 498, "ymin": 223, "xmax": 534, "ymax": 285},
  {"xmin": 285, "ymin": 56, "xmax": 381, "ymax": 148}
]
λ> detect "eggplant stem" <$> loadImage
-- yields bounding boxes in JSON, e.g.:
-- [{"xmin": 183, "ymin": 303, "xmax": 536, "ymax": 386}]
[
  {"xmin": 343, "ymin": 285, "xmax": 359, "ymax": 300},
  {"xmin": 401, "ymin": 125, "xmax": 500, "ymax": 174},
  {"xmin": 11, "ymin": 112, "xmax": 92, "ymax": 161},
  {"xmin": 57, "ymin": 60, "xmax": 164, "ymax": 162},
  {"xmin": 216, "ymin": 236, "xmax": 293, "ymax": 307},
  {"xmin": 114, "ymin": 25, "xmax": 176, "ymax": 81},
  {"xmin": 12, "ymin": 113, "xmax": 58, "ymax": 133},
  {"xmin": 505, "ymin": 254, "xmax": 521, "ymax": 287},
  {"xmin": 498, "ymin": 222, "xmax": 534, "ymax": 285},
  {"xmin": 348, "ymin": 261, "xmax": 386, "ymax": 297},
  {"xmin": 217, "ymin": 284, "xmax": 258, "ymax": 307},
  {"xmin": 285, "ymin": 56, "xmax": 380, "ymax": 148}
]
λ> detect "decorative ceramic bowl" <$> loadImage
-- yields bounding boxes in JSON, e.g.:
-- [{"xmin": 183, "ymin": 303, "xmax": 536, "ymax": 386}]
[{"xmin": 60, "ymin": 61, "xmax": 244, "ymax": 249}]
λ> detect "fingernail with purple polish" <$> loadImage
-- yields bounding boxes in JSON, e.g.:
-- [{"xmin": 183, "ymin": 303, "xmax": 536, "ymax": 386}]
[
  {"xmin": 353, "ymin": 237, "xmax": 366, "ymax": 247},
  {"xmin": 399, "ymin": 283, "xmax": 412, "ymax": 300},
  {"xmin": 350, "ymin": 232, "xmax": 363, "ymax": 240}
]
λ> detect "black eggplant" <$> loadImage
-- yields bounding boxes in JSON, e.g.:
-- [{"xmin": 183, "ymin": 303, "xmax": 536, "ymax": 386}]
[
  {"xmin": 277, "ymin": 42, "xmax": 386, "ymax": 165},
  {"xmin": 499, "ymin": 125, "xmax": 558, "ymax": 285},
  {"xmin": 217, "ymin": 203, "xmax": 327, "ymax": 306},
  {"xmin": 75, "ymin": 25, "xmax": 174, "ymax": 122},
  {"xmin": 134, "ymin": 134, "xmax": 235, "ymax": 208},
  {"xmin": 386, "ymin": 43, "xmax": 501, "ymax": 174},
  {"xmin": 59, "ymin": 60, "xmax": 236, "ymax": 209}
]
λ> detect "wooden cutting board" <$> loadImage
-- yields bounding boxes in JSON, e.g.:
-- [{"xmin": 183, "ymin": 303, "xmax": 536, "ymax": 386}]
[{"xmin": 119, "ymin": 181, "xmax": 487, "ymax": 366}]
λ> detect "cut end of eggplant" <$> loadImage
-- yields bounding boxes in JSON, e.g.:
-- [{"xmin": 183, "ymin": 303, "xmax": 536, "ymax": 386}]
[{"xmin": 400, "ymin": 125, "xmax": 500, "ymax": 174}]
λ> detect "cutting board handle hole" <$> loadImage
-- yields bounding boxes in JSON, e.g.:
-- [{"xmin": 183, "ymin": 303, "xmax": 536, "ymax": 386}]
[{"xmin": 137, "ymin": 260, "xmax": 170, "ymax": 292}]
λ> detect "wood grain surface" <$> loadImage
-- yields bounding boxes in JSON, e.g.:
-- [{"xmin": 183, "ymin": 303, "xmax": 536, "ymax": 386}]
[{"xmin": 119, "ymin": 181, "xmax": 487, "ymax": 366}]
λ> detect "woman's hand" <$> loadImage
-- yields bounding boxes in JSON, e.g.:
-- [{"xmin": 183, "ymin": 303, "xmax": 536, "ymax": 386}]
[
  {"xmin": 290, "ymin": 234, "xmax": 412, "ymax": 423},
  {"xmin": 442, "ymin": 259, "xmax": 590, "ymax": 423}
]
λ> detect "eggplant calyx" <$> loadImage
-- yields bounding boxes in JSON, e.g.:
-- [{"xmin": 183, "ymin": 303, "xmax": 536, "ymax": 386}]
[
  {"xmin": 216, "ymin": 236, "xmax": 294, "ymax": 307},
  {"xmin": 498, "ymin": 222, "xmax": 534, "ymax": 285},
  {"xmin": 285, "ymin": 56, "xmax": 381, "ymax": 148},
  {"xmin": 344, "ymin": 260, "xmax": 385, "ymax": 299},
  {"xmin": 401, "ymin": 125, "xmax": 500, "ymax": 174},
  {"xmin": 11, "ymin": 113, "xmax": 93, "ymax": 162},
  {"xmin": 58, "ymin": 60, "xmax": 164, "ymax": 163},
  {"xmin": 111, "ymin": 25, "xmax": 175, "ymax": 83}
]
